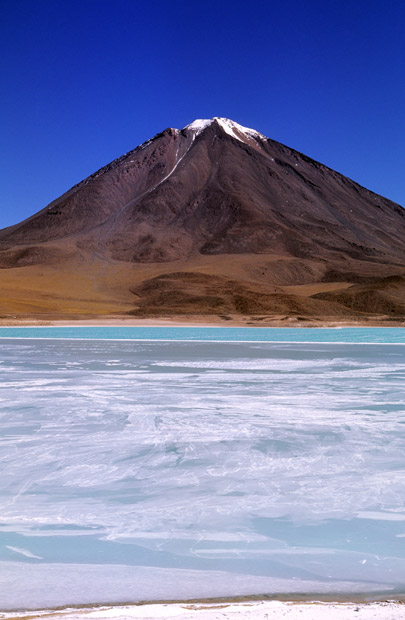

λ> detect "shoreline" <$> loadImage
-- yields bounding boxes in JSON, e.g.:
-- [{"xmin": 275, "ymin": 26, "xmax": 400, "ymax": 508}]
[
  {"xmin": 0, "ymin": 315, "xmax": 404, "ymax": 328},
  {"xmin": 3, "ymin": 598, "xmax": 405, "ymax": 620},
  {"xmin": 3, "ymin": 589, "xmax": 405, "ymax": 612}
]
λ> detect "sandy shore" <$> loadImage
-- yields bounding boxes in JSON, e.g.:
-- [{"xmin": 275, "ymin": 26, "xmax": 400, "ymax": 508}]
[
  {"xmin": 0, "ymin": 315, "xmax": 404, "ymax": 327},
  {"xmin": 4, "ymin": 601, "xmax": 405, "ymax": 620}
]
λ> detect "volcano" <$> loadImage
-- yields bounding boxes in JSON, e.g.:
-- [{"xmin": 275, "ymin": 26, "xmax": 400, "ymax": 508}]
[{"xmin": 1, "ymin": 117, "xmax": 404, "ymax": 322}]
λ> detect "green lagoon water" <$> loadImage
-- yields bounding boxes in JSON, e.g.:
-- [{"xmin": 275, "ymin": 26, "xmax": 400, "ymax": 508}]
[{"xmin": 0, "ymin": 326, "xmax": 403, "ymax": 342}]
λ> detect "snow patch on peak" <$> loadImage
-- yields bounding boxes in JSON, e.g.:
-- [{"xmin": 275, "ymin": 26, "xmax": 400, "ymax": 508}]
[
  {"xmin": 214, "ymin": 117, "xmax": 266, "ymax": 144},
  {"xmin": 184, "ymin": 117, "xmax": 266, "ymax": 146},
  {"xmin": 184, "ymin": 119, "xmax": 214, "ymax": 135}
]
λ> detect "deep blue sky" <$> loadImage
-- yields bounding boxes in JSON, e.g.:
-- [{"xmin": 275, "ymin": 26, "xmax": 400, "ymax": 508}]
[{"xmin": 1, "ymin": 0, "xmax": 404, "ymax": 229}]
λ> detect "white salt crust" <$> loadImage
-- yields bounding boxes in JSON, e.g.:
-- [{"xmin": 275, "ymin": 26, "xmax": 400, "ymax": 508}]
[{"xmin": 3, "ymin": 601, "xmax": 405, "ymax": 620}]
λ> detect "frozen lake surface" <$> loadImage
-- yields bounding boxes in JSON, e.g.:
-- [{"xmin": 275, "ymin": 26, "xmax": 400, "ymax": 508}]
[{"xmin": 0, "ymin": 329, "xmax": 404, "ymax": 609}]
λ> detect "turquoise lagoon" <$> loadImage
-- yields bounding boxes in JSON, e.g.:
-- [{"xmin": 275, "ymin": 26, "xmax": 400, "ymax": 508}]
[
  {"xmin": 0, "ymin": 328, "xmax": 404, "ymax": 609},
  {"xmin": 0, "ymin": 325, "xmax": 404, "ymax": 342}
]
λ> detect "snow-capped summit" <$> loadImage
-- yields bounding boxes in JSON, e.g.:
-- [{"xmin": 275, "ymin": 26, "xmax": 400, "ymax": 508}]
[{"xmin": 184, "ymin": 117, "xmax": 266, "ymax": 145}]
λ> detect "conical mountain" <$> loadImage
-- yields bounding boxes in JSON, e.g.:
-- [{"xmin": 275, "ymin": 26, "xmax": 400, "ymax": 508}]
[{"xmin": 1, "ymin": 118, "xmax": 404, "ymax": 321}]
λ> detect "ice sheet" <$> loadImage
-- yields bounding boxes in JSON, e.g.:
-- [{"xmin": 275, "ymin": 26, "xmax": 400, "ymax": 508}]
[{"xmin": 0, "ymin": 339, "xmax": 404, "ymax": 609}]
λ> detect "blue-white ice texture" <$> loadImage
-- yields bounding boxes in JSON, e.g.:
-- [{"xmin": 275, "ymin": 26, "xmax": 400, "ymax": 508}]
[{"xmin": 0, "ymin": 332, "xmax": 404, "ymax": 609}]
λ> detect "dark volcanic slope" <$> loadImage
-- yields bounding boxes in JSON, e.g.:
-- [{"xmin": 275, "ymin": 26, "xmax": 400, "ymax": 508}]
[
  {"xmin": 1, "ymin": 117, "xmax": 404, "ymax": 319},
  {"xmin": 1, "ymin": 117, "xmax": 404, "ymax": 265}
]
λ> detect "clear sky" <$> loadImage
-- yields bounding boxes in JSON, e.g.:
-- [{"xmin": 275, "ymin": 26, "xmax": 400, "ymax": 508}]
[{"xmin": 1, "ymin": 0, "xmax": 404, "ymax": 229}]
